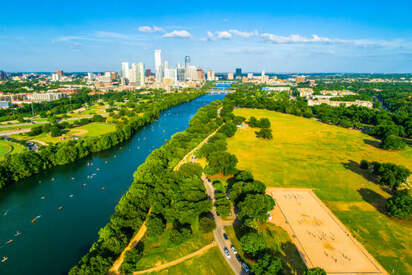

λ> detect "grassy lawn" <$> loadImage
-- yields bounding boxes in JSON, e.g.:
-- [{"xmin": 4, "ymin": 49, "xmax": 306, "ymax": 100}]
[
  {"xmin": 11, "ymin": 122, "xmax": 116, "ymax": 144},
  {"xmin": 147, "ymin": 246, "xmax": 234, "ymax": 275},
  {"xmin": 134, "ymin": 221, "xmax": 214, "ymax": 271},
  {"xmin": 67, "ymin": 122, "xmax": 116, "ymax": 137},
  {"xmin": 0, "ymin": 139, "xmax": 27, "ymax": 159},
  {"xmin": 227, "ymin": 108, "xmax": 412, "ymax": 274}
]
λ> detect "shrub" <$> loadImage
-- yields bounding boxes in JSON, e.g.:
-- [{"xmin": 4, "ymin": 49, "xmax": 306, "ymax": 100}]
[
  {"xmin": 199, "ymin": 216, "xmax": 216, "ymax": 233},
  {"xmin": 385, "ymin": 189, "xmax": 412, "ymax": 220},
  {"xmin": 360, "ymin": 160, "xmax": 369, "ymax": 170},
  {"xmin": 255, "ymin": 128, "xmax": 273, "ymax": 139}
]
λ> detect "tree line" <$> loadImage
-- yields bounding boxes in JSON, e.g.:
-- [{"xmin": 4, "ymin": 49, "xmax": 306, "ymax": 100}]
[{"xmin": 360, "ymin": 160, "xmax": 411, "ymax": 220}]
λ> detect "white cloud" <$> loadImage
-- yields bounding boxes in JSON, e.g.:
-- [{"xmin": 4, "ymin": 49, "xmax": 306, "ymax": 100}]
[
  {"xmin": 229, "ymin": 29, "xmax": 258, "ymax": 38},
  {"xmin": 162, "ymin": 30, "xmax": 192, "ymax": 39},
  {"xmin": 216, "ymin": 31, "xmax": 232, "ymax": 39},
  {"xmin": 94, "ymin": 31, "xmax": 129, "ymax": 39},
  {"xmin": 138, "ymin": 26, "xmax": 164, "ymax": 33},
  {"xmin": 261, "ymin": 33, "xmax": 337, "ymax": 44}
]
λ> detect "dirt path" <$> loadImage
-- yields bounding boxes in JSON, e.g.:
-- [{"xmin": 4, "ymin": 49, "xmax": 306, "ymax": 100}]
[
  {"xmin": 108, "ymin": 220, "xmax": 149, "ymax": 275},
  {"xmin": 133, "ymin": 242, "xmax": 216, "ymax": 274},
  {"xmin": 29, "ymin": 139, "xmax": 48, "ymax": 146}
]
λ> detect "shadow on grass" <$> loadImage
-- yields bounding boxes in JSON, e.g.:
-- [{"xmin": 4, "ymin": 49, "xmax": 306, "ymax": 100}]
[
  {"xmin": 342, "ymin": 160, "xmax": 376, "ymax": 183},
  {"xmin": 363, "ymin": 138, "xmax": 382, "ymax": 149},
  {"xmin": 278, "ymin": 242, "xmax": 307, "ymax": 275},
  {"xmin": 358, "ymin": 188, "xmax": 387, "ymax": 214}
]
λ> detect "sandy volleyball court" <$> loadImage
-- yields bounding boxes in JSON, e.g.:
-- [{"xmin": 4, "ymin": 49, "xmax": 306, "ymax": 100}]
[{"xmin": 267, "ymin": 188, "xmax": 387, "ymax": 274}]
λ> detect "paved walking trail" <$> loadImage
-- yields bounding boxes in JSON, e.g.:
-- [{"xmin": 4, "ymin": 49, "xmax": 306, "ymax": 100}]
[{"xmin": 132, "ymin": 242, "xmax": 217, "ymax": 274}]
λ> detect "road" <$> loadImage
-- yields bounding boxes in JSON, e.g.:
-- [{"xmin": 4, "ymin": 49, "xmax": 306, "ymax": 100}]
[
  {"xmin": 0, "ymin": 128, "xmax": 31, "ymax": 136},
  {"xmin": 201, "ymin": 174, "xmax": 244, "ymax": 275}
]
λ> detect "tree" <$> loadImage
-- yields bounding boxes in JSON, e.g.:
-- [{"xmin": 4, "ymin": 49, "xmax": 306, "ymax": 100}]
[
  {"xmin": 252, "ymin": 253, "xmax": 283, "ymax": 275},
  {"xmin": 304, "ymin": 267, "xmax": 327, "ymax": 275},
  {"xmin": 249, "ymin": 116, "xmax": 259, "ymax": 127},
  {"xmin": 199, "ymin": 216, "xmax": 216, "ymax": 233},
  {"xmin": 255, "ymin": 128, "xmax": 273, "ymax": 139},
  {"xmin": 385, "ymin": 189, "xmax": 412, "ymax": 220},
  {"xmin": 360, "ymin": 160, "xmax": 369, "ymax": 170},
  {"xmin": 259, "ymin": 118, "xmax": 271, "ymax": 129},
  {"xmin": 381, "ymin": 135, "xmax": 406, "ymax": 150},
  {"xmin": 219, "ymin": 122, "xmax": 238, "ymax": 137},
  {"xmin": 215, "ymin": 198, "xmax": 232, "ymax": 217},
  {"xmin": 237, "ymin": 194, "xmax": 275, "ymax": 224},
  {"xmin": 147, "ymin": 214, "xmax": 166, "ymax": 237},
  {"xmin": 235, "ymin": 170, "xmax": 254, "ymax": 182},
  {"xmin": 205, "ymin": 152, "xmax": 238, "ymax": 176},
  {"xmin": 240, "ymin": 232, "xmax": 266, "ymax": 258}
]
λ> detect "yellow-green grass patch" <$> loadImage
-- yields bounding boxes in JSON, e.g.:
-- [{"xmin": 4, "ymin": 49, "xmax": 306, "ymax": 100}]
[
  {"xmin": 227, "ymin": 108, "xmax": 412, "ymax": 274},
  {"xmin": 134, "ymin": 222, "xmax": 214, "ymax": 271},
  {"xmin": 147, "ymin": 246, "xmax": 234, "ymax": 275},
  {"xmin": 0, "ymin": 139, "xmax": 27, "ymax": 159}
]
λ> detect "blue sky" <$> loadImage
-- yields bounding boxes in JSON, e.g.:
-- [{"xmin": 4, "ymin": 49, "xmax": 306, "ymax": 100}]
[{"xmin": 1, "ymin": 0, "xmax": 412, "ymax": 73}]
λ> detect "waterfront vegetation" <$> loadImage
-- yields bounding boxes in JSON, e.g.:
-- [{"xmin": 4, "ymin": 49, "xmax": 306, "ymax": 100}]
[
  {"xmin": 226, "ymin": 107, "xmax": 412, "ymax": 274},
  {"xmin": 70, "ymin": 99, "xmax": 225, "ymax": 274},
  {"xmin": 0, "ymin": 91, "xmax": 205, "ymax": 190}
]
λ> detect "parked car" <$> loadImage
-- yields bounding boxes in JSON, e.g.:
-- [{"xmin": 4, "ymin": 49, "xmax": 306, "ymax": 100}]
[
  {"xmin": 242, "ymin": 262, "xmax": 250, "ymax": 272},
  {"xmin": 231, "ymin": 245, "xmax": 237, "ymax": 254},
  {"xmin": 224, "ymin": 247, "xmax": 231, "ymax": 258},
  {"xmin": 223, "ymin": 233, "xmax": 228, "ymax": 240},
  {"xmin": 235, "ymin": 254, "xmax": 241, "ymax": 262}
]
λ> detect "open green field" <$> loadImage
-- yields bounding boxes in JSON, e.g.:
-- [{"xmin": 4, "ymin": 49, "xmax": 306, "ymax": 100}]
[
  {"xmin": 11, "ymin": 122, "xmax": 116, "ymax": 144},
  {"xmin": 134, "ymin": 221, "xmax": 214, "ymax": 271},
  {"xmin": 227, "ymin": 108, "xmax": 412, "ymax": 274},
  {"xmin": 148, "ymin": 246, "xmax": 234, "ymax": 275},
  {"xmin": 0, "ymin": 139, "xmax": 26, "ymax": 159}
]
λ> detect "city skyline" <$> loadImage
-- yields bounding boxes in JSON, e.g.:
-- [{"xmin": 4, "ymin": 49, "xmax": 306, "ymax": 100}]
[{"xmin": 1, "ymin": 0, "xmax": 412, "ymax": 72}]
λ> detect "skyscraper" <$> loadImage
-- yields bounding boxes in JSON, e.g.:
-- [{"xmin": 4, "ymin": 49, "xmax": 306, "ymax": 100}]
[
  {"xmin": 154, "ymin": 50, "xmax": 162, "ymax": 82},
  {"xmin": 137, "ymin": 62, "xmax": 145, "ymax": 86},
  {"xmin": 184, "ymin": 56, "xmax": 191, "ymax": 81},
  {"xmin": 121, "ymin": 62, "xmax": 130, "ymax": 80},
  {"xmin": 235, "ymin": 68, "xmax": 242, "ymax": 78}
]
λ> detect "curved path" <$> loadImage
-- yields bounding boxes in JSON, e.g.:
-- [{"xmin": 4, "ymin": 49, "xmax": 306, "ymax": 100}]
[
  {"xmin": 133, "ymin": 242, "xmax": 217, "ymax": 274},
  {"xmin": 108, "ymin": 219, "xmax": 149, "ymax": 275}
]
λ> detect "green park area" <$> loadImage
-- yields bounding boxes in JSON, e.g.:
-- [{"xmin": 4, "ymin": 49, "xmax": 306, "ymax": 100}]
[
  {"xmin": 148, "ymin": 246, "xmax": 234, "ymax": 275},
  {"xmin": 0, "ymin": 139, "xmax": 26, "ymax": 160},
  {"xmin": 11, "ymin": 122, "xmax": 116, "ymax": 144},
  {"xmin": 226, "ymin": 108, "xmax": 412, "ymax": 274}
]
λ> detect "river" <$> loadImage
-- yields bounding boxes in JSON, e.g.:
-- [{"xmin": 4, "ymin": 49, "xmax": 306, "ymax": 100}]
[{"xmin": 0, "ymin": 94, "xmax": 225, "ymax": 275}]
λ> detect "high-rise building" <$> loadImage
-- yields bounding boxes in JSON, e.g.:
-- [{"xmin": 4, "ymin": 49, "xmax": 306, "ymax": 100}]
[
  {"xmin": 145, "ymin": 69, "xmax": 151, "ymax": 77},
  {"xmin": 56, "ymin": 70, "xmax": 64, "ymax": 77},
  {"xmin": 130, "ymin": 63, "xmax": 138, "ymax": 83},
  {"xmin": 247, "ymin": 72, "xmax": 253, "ymax": 79},
  {"xmin": 207, "ymin": 70, "xmax": 215, "ymax": 81},
  {"xmin": 197, "ymin": 69, "xmax": 205, "ymax": 81},
  {"xmin": 164, "ymin": 68, "xmax": 177, "ymax": 85},
  {"xmin": 227, "ymin": 73, "xmax": 234, "ymax": 80},
  {"xmin": 0, "ymin": 70, "xmax": 7, "ymax": 80},
  {"xmin": 121, "ymin": 62, "xmax": 130, "ymax": 80},
  {"xmin": 137, "ymin": 62, "xmax": 145, "ymax": 86},
  {"xmin": 184, "ymin": 56, "xmax": 191, "ymax": 81},
  {"xmin": 177, "ymin": 66, "xmax": 185, "ymax": 82},
  {"xmin": 235, "ymin": 68, "xmax": 242, "ymax": 78},
  {"xmin": 154, "ymin": 49, "xmax": 162, "ymax": 82}
]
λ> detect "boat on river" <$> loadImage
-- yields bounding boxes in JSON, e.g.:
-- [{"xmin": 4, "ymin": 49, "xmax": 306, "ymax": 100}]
[
  {"xmin": 2, "ymin": 256, "xmax": 7, "ymax": 263},
  {"xmin": 4, "ymin": 240, "xmax": 13, "ymax": 245},
  {"xmin": 31, "ymin": 215, "xmax": 41, "ymax": 223}
]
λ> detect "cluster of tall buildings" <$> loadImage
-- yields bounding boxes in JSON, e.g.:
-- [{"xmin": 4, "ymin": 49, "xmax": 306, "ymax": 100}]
[
  {"xmin": 121, "ymin": 62, "xmax": 145, "ymax": 86},
  {"xmin": 153, "ymin": 50, "xmax": 206, "ymax": 87}
]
